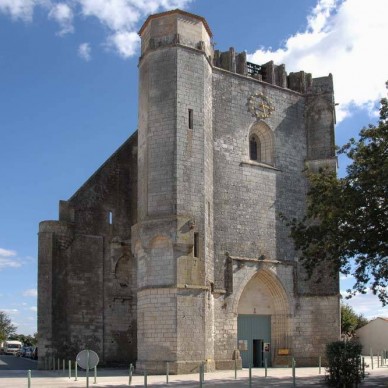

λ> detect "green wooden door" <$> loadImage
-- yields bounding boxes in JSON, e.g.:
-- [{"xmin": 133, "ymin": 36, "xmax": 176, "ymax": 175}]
[{"xmin": 237, "ymin": 315, "xmax": 271, "ymax": 367}]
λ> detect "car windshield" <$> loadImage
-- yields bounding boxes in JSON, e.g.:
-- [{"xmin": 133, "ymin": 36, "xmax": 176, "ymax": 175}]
[{"xmin": 8, "ymin": 344, "xmax": 20, "ymax": 349}]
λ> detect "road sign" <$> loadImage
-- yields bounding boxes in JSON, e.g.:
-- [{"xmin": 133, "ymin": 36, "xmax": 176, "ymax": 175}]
[{"xmin": 76, "ymin": 350, "xmax": 99, "ymax": 370}]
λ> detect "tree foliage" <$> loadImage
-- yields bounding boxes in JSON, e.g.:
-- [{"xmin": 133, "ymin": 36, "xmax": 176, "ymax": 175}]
[
  {"xmin": 341, "ymin": 303, "xmax": 368, "ymax": 335},
  {"xmin": 0, "ymin": 310, "xmax": 17, "ymax": 342},
  {"xmin": 326, "ymin": 340, "xmax": 364, "ymax": 387},
  {"xmin": 285, "ymin": 90, "xmax": 388, "ymax": 305}
]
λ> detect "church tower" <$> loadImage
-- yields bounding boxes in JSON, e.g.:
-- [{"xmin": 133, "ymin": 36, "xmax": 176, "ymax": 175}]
[{"xmin": 132, "ymin": 10, "xmax": 215, "ymax": 373}]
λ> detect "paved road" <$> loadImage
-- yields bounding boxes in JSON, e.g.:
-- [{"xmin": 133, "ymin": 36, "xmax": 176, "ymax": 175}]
[{"xmin": 0, "ymin": 354, "xmax": 37, "ymax": 370}]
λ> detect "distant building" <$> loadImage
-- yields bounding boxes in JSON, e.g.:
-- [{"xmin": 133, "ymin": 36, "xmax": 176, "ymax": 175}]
[
  {"xmin": 38, "ymin": 9, "xmax": 340, "ymax": 373},
  {"xmin": 356, "ymin": 317, "xmax": 388, "ymax": 354}
]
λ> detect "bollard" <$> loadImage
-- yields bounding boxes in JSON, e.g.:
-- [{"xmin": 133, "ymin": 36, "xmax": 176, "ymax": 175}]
[
  {"xmin": 45, "ymin": 356, "xmax": 48, "ymax": 370},
  {"xmin": 201, "ymin": 362, "xmax": 205, "ymax": 384},
  {"xmin": 75, "ymin": 360, "xmax": 78, "ymax": 381},
  {"xmin": 265, "ymin": 355, "xmax": 268, "ymax": 377},
  {"xmin": 362, "ymin": 357, "xmax": 365, "ymax": 377},
  {"xmin": 371, "ymin": 352, "xmax": 374, "ymax": 370},
  {"xmin": 199, "ymin": 364, "xmax": 202, "ymax": 388},
  {"xmin": 63, "ymin": 359, "xmax": 65, "ymax": 375},
  {"xmin": 249, "ymin": 363, "xmax": 252, "ymax": 388},
  {"xmin": 52, "ymin": 356, "xmax": 55, "ymax": 371},
  {"xmin": 319, "ymin": 356, "xmax": 321, "ymax": 374},
  {"xmin": 144, "ymin": 369, "xmax": 148, "ymax": 388},
  {"xmin": 94, "ymin": 366, "xmax": 97, "ymax": 384},
  {"xmin": 378, "ymin": 352, "xmax": 380, "ymax": 368},
  {"xmin": 69, "ymin": 360, "xmax": 71, "ymax": 379},
  {"xmin": 129, "ymin": 363, "xmax": 133, "ymax": 386},
  {"xmin": 166, "ymin": 362, "xmax": 169, "ymax": 384},
  {"xmin": 234, "ymin": 358, "xmax": 237, "ymax": 380},
  {"xmin": 57, "ymin": 358, "xmax": 60, "ymax": 373},
  {"xmin": 292, "ymin": 358, "xmax": 296, "ymax": 387},
  {"xmin": 27, "ymin": 370, "xmax": 31, "ymax": 388}
]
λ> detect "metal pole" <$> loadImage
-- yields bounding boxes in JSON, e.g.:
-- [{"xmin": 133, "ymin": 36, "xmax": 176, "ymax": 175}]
[
  {"xmin": 86, "ymin": 350, "xmax": 90, "ymax": 388},
  {"xmin": 378, "ymin": 352, "xmax": 380, "ymax": 368},
  {"xmin": 63, "ymin": 359, "xmax": 65, "ymax": 375},
  {"xmin": 265, "ymin": 355, "xmax": 268, "ymax": 377},
  {"xmin": 166, "ymin": 362, "xmax": 169, "ymax": 384},
  {"xmin": 199, "ymin": 363, "xmax": 202, "ymax": 388},
  {"xmin": 52, "ymin": 356, "xmax": 55, "ymax": 371},
  {"xmin": 292, "ymin": 358, "xmax": 296, "ymax": 387},
  {"xmin": 129, "ymin": 363, "xmax": 133, "ymax": 386},
  {"xmin": 144, "ymin": 369, "xmax": 148, "ymax": 388},
  {"xmin": 371, "ymin": 351, "xmax": 374, "ymax": 370},
  {"xmin": 319, "ymin": 356, "xmax": 321, "ymax": 374},
  {"xmin": 201, "ymin": 362, "xmax": 205, "ymax": 384},
  {"xmin": 94, "ymin": 366, "xmax": 97, "ymax": 384},
  {"xmin": 45, "ymin": 356, "xmax": 47, "ymax": 370},
  {"xmin": 27, "ymin": 370, "xmax": 31, "ymax": 388},
  {"xmin": 57, "ymin": 358, "xmax": 60, "ymax": 373},
  {"xmin": 249, "ymin": 363, "xmax": 252, "ymax": 388},
  {"xmin": 75, "ymin": 360, "xmax": 78, "ymax": 381},
  {"xmin": 69, "ymin": 360, "xmax": 71, "ymax": 379},
  {"xmin": 234, "ymin": 358, "xmax": 237, "ymax": 379}
]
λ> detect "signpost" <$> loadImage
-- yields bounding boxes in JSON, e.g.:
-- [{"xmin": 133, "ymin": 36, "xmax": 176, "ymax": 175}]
[{"xmin": 76, "ymin": 350, "xmax": 99, "ymax": 388}]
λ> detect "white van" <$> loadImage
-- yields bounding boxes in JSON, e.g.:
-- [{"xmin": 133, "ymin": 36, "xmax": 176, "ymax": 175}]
[{"xmin": 3, "ymin": 340, "xmax": 23, "ymax": 355}]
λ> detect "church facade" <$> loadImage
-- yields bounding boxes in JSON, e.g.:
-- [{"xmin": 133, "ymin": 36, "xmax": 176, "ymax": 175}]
[{"xmin": 38, "ymin": 10, "xmax": 340, "ymax": 373}]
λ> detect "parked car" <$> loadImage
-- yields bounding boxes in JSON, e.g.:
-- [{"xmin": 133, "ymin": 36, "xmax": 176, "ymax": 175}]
[
  {"xmin": 17, "ymin": 346, "xmax": 27, "ymax": 357},
  {"xmin": 24, "ymin": 346, "xmax": 33, "ymax": 358}
]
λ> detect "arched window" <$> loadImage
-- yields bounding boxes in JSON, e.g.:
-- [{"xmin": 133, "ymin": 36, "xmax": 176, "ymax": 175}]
[{"xmin": 249, "ymin": 123, "xmax": 274, "ymax": 165}]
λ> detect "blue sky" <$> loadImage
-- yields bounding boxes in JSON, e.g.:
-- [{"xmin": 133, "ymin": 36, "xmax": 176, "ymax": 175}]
[{"xmin": 0, "ymin": 0, "xmax": 387, "ymax": 336}]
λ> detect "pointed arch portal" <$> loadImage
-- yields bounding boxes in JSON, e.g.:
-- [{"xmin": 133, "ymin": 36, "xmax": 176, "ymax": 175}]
[{"xmin": 237, "ymin": 270, "xmax": 290, "ymax": 367}]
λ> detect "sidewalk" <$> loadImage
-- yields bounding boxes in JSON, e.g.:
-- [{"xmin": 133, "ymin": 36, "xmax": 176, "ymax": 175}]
[{"xmin": 0, "ymin": 363, "xmax": 387, "ymax": 387}]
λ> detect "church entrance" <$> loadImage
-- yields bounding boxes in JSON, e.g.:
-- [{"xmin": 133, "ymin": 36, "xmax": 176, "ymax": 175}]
[{"xmin": 237, "ymin": 315, "xmax": 271, "ymax": 367}]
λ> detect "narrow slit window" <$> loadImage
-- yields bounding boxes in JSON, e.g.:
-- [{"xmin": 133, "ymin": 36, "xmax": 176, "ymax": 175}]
[
  {"xmin": 109, "ymin": 211, "xmax": 113, "ymax": 225},
  {"xmin": 194, "ymin": 232, "xmax": 199, "ymax": 257},
  {"xmin": 188, "ymin": 109, "xmax": 193, "ymax": 129}
]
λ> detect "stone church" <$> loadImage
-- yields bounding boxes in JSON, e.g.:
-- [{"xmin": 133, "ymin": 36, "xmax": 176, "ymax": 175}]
[{"xmin": 38, "ymin": 9, "xmax": 340, "ymax": 373}]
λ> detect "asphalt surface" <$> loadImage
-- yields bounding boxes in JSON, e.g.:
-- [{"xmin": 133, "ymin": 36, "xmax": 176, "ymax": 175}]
[{"xmin": 0, "ymin": 354, "xmax": 37, "ymax": 370}]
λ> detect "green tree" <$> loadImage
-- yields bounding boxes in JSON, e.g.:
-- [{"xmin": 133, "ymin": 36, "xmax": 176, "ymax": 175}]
[
  {"xmin": 341, "ymin": 304, "xmax": 368, "ymax": 335},
  {"xmin": 0, "ymin": 311, "xmax": 17, "ymax": 342},
  {"xmin": 284, "ymin": 88, "xmax": 388, "ymax": 305}
]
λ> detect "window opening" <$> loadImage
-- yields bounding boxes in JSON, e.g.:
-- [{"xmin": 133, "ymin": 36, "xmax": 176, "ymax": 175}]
[
  {"xmin": 250, "ymin": 136, "xmax": 258, "ymax": 161},
  {"xmin": 194, "ymin": 232, "xmax": 199, "ymax": 257},
  {"xmin": 188, "ymin": 109, "xmax": 193, "ymax": 129}
]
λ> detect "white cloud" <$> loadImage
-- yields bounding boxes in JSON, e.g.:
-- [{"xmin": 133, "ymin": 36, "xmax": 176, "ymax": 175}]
[
  {"xmin": 341, "ymin": 288, "xmax": 388, "ymax": 320},
  {"xmin": 78, "ymin": 42, "xmax": 91, "ymax": 61},
  {"xmin": 0, "ymin": 0, "xmax": 48, "ymax": 21},
  {"xmin": 23, "ymin": 288, "xmax": 38, "ymax": 297},
  {"xmin": 48, "ymin": 2, "xmax": 74, "ymax": 36},
  {"xmin": 0, "ymin": 248, "xmax": 16, "ymax": 257},
  {"xmin": 1, "ymin": 308, "xmax": 20, "ymax": 315},
  {"xmin": 247, "ymin": 0, "xmax": 388, "ymax": 123},
  {"xmin": 29, "ymin": 306, "xmax": 38, "ymax": 312},
  {"xmin": 0, "ymin": 0, "xmax": 193, "ymax": 58},
  {"xmin": 107, "ymin": 31, "xmax": 140, "ymax": 59},
  {"xmin": 0, "ymin": 247, "xmax": 22, "ymax": 270}
]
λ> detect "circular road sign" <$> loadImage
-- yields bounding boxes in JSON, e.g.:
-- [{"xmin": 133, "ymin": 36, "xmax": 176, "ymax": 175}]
[{"xmin": 76, "ymin": 349, "xmax": 99, "ymax": 370}]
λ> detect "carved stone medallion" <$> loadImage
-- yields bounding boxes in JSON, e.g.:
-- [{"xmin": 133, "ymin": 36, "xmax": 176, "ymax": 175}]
[{"xmin": 248, "ymin": 92, "xmax": 275, "ymax": 119}]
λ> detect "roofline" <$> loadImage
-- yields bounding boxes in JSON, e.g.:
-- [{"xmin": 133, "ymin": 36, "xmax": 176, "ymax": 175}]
[{"xmin": 138, "ymin": 9, "xmax": 213, "ymax": 38}]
